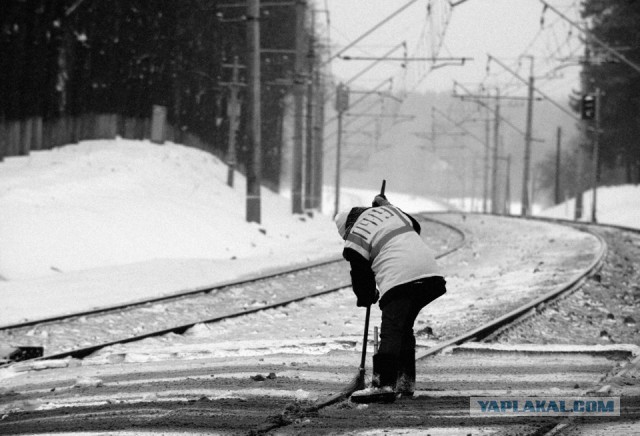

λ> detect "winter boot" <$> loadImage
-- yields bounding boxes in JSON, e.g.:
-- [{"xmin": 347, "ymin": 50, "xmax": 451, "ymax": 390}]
[
  {"xmin": 351, "ymin": 354, "xmax": 397, "ymax": 404},
  {"xmin": 395, "ymin": 337, "xmax": 416, "ymax": 397}
]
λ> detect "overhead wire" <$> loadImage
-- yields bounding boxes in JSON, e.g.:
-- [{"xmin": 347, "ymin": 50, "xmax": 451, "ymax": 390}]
[
  {"xmin": 408, "ymin": 0, "xmax": 453, "ymax": 92},
  {"xmin": 478, "ymin": 1, "xmax": 583, "ymax": 104}
]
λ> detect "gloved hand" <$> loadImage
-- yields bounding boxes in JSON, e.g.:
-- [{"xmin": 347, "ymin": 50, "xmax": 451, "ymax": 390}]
[
  {"xmin": 372, "ymin": 194, "xmax": 389, "ymax": 207},
  {"xmin": 350, "ymin": 266, "xmax": 378, "ymax": 307},
  {"xmin": 355, "ymin": 287, "xmax": 379, "ymax": 307}
]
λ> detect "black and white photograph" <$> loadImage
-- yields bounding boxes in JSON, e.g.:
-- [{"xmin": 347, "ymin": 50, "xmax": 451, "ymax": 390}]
[{"xmin": 1, "ymin": 0, "xmax": 639, "ymax": 434}]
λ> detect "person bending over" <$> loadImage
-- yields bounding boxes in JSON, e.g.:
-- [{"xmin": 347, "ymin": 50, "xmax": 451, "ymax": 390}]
[{"xmin": 334, "ymin": 194, "xmax": 447, "ymax": 403}]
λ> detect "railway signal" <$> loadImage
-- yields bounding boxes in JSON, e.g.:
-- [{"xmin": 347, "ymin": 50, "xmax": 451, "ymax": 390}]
[
  {"xmin": 335, "ymin": 83, "xmax": 350, "ymax": 112},
  {"xmin": 581, "ymin": 94, "xmax": 596, "ymax": 121}
]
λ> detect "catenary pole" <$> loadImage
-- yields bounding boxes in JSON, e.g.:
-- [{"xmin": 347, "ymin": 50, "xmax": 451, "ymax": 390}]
[
  {"xmin": 333, "ymin": 83, "xmax": 349, "ymax": 217},
  {"xmin": 461, "ymin": 154, "xmax": 467, "ymax": 211},
  {"xmin": 313, "ymin": 65, "xmax": 325, "ymax": 211},
  {"xmin": 483, "ymin": 112, "xmax": 490, "ymax": 213},
  {"xmin": 505, "ymin": 154, "xmax": 512, "ymax": 214},
  {"xmin": 491, "ymin": 89, "xmax": 501, "ymax": 214},
  {"xmin": 334, "ymin": 110, "xmax": 344, "ymax": 217},
  {"xmin": 590, "ymin": 88, "xmax": 601, "ymax": 223},
  {"xmin": 292, "ymin": 0, "xmax": 306, "ymax": 214},
  {"xmin": 521, "ymin": 56, "xmax": 535, "ymax": 217},
  {"xmin": 246, "ymin": 0, "xmax": 261, "ymax": 223},
  {"xmin": 304, "ymin": 8, "xmax": 316, "ymax": 211},
  {"xmin": 575, "ymin": 42, "xmax": 591, "ymax": 220},
  {"xmin": 555, "ymin": 126, "xmax": 562, "ymax": 205}
]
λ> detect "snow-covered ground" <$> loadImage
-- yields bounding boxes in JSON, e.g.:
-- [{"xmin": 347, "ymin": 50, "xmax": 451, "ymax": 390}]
[
  {"xmin": 0, "ymin": 139, "xmax": 447, "ymax": 324},
  {"xmin": 0, "ymin": 138, "xmax": 450, "ymax": 282},
  {"xmin": 0, "ymin": 138, "xmax": 636, "ymax": 434},
  {"xmin": 538, "ymin": 184, "xmax": 640, "ymax": 229},
  {"xmin": 0, "ymin": 139, "xmax": 335, "ymax": 281},
  {"xmin": 0, "ymin": 138, "xmax": 637, "ymax": 326}
]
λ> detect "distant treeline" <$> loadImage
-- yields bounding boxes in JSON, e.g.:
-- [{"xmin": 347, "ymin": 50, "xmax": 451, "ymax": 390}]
[{"xmin": 0, "ymin": 0, "xmax": 302, "ymax": 187}]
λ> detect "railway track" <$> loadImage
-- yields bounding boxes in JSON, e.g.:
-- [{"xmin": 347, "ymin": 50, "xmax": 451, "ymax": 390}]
[
  {"xmin": 485, "ymin": 219, "xmax": 640, "ymax": 436},
  {"xmin": 0, "ymin": 215, "xmax": 465, "ymax": 364},
  {"xmin": 2, "ymin": 213, "xmax": 637, "ymax": 436},
  {"xmin": 248, "ymin": 214, "xmax": 616, "ymax": 434},
  {"xmin": 414, "ymin": 216, "xmax": 609, "ymax": 359}
]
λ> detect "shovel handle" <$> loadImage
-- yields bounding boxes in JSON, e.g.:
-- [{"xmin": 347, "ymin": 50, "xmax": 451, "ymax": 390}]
[{"xmin": 360, "ymin": 305, "xmax": 371, "ymax": 369}]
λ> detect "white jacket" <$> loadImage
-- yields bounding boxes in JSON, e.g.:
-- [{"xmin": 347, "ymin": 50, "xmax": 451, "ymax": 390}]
[{"xmin": 343, "ymin": 205, "xmax": 440, "ymax": 295}]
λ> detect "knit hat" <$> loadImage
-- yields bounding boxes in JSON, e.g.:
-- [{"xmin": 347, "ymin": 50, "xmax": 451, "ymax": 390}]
[
  {"xmin": 334, "ymin": 211, "xmax": 349, "ymax": 239},
  {"xmin": 335, "ymin": 207, "xmax": 369, "ymax": 240}
]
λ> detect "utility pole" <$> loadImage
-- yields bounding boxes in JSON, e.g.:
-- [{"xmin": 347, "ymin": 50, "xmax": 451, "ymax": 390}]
[
  {"xmin": 504, "ymin": 154, "xmax": 512, "ymax": 214},
  {"xmin": 291, "ymin": 0, "xmax": 306, "ymax": 215},
  {"xmin": 491, "ymin": 89, "xmax": 501, "ymax": 214},
  {"xmin": 472, "ymin": 157, "xmax": 481, "ymax": 212},
  {"xmin": 334, "ymin": 83, "xmax": 349, "ymax": 217},
  {"xmin": 483, "ymin": 110, "xmax": 490, "ymax": 213},
  {"xmin": 555, "ymin": 126, "xmax": 562, "ymax": 205},
  {"xmin": 304, "ymin": 8, "xmax": 315, "ymax": 211},
  {"xmin": 576, "ymin": 42, "xmax": 590, "ymax": 221},
  {"xmin": 461, "ymin": 154, "xmax": 467, "ymax": 211},
  {"xmin": 220, "ymin": 56, "xmax": 244, "ymax": 188},
  {"xmin": 312, "ymin": 66, "xmax": 325, "ymax": 211},
  {"xmin": 311, "ymin": 8, "xmax": 329, "ymax": 212},
  {"xmin": 591, "ymin": 88, "xmax": 602, "ymax": 223},
  {"xmin": 470, "ymin": 156, "xmax": 477, "ymax": 211},
  {"xmin": 521, "ymin": 56, "xmax": 535, "ymax": 217},
  {"xmin": 246, "ymin": 0, "xmax": 261, "ymax": 223}
]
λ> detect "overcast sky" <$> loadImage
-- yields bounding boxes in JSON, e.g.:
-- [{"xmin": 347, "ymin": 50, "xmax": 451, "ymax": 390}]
[{"xmin": 324, "ymin": 0, "xmax": 583, "ymax": 98}]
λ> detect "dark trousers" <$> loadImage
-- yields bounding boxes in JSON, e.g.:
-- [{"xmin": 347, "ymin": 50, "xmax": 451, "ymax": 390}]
[{"xmin": 375, "ymin": 277, "xmax": 446, "ymax": 386}]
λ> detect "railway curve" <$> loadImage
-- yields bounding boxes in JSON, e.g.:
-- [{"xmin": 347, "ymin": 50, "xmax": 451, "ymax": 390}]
[{"xmin": 3, "ymin": 213, "xmax": 637, "ymax": 436}]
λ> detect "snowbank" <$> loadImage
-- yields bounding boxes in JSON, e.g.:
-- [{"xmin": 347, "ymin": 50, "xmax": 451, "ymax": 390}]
[
  {"xmin": 0, "ymin": 139, "xmax": 343, "ymax": 280},
  {"xmin": 539, "ymin": 185, "xmax": 640, "ymax": 229},
  {"xmin": 0, "ymin": 138, "xmax": 448, "ymax": 282}
]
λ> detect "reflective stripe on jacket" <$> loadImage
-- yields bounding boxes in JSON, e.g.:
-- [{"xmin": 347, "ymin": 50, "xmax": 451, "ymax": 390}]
[{"xmin": 343, "ymin": 205, "xmax": 440, "ymax": 295}]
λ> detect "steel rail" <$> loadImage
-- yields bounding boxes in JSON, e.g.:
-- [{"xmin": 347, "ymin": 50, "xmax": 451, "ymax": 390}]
[
  {"xmin": 484, "ymin": 218, "xmax": 640, "ymax": 343},
  {"xmin": 253, "ymin": 213, "xmax": 614, "ymax": 435},
  {"xmin": 0, "ymin": 254, "xmax": 343, "ymax": 331},
  {"xmin": 522, "ymin": 217, "xmax": 640, "ymax": 436},
  {"xmin": 430, "ymin": 209, "xmax": 640, "ymax": 236},
  {"xmin": 324, "ymin": 215, "xmax": 606, "ymax": 399},
  {"xmin": 415, "ymin": 212, "xmax": 611, "ymax": 360},
  {"xmin": 417, "ymin": 212, "xmax": 467, "ymax": 258},
  {"xmin": 3, "ymin": 215, "xmax": 465, "ymax": 365}
]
